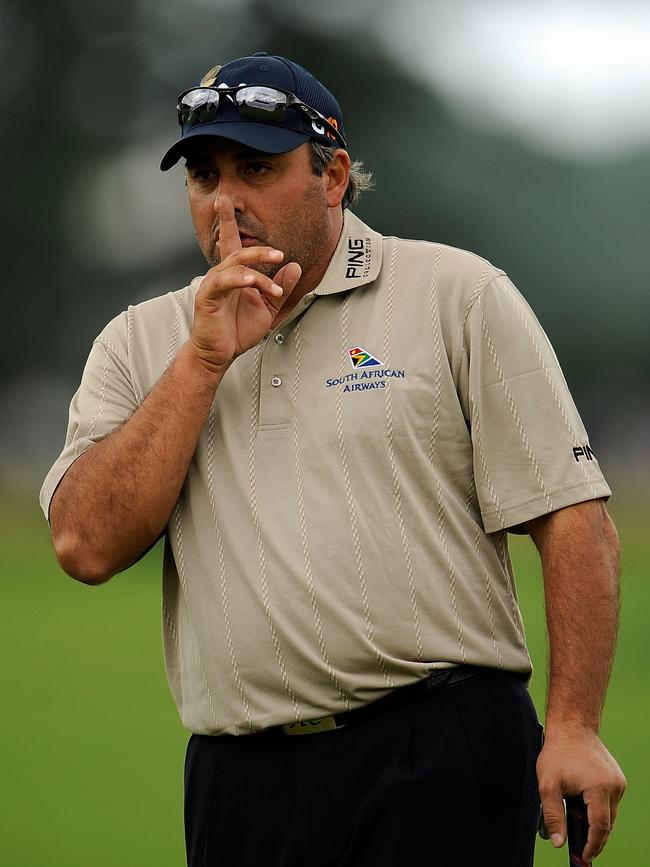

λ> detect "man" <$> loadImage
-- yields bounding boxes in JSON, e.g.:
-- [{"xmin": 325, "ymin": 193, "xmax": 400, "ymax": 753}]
[{"xmin": 41, "ymin": 53, "xmax": 625, "ymax": 865}]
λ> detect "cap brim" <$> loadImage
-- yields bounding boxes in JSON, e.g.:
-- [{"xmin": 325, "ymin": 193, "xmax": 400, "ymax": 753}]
[{"xmin": 160, "ymin": 121, "xmax": 311, "ymax": 171}]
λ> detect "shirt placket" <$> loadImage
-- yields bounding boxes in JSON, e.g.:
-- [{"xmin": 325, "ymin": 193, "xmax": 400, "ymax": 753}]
[{"xmin": 258, "ymin": 294, "xmax": 316, "ymax": 430}]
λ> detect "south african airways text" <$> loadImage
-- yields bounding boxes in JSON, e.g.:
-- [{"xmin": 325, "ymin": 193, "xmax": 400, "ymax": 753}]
[{"xmin": 325, "ymin": 369, "xmax": 406, "ymax": 392}]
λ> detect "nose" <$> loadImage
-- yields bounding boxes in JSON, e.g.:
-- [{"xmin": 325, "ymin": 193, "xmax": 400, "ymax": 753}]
[{"xmin": 212, "ymin": 173, "xmax": 244, "ymax": 216}]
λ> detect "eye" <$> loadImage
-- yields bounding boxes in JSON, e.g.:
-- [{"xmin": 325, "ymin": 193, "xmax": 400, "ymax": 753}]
[
  {"xmin": 192, "ymin": 168, "xmax": 216, "ymax": 181},
  {"xmin": 186, "ymin": 164, "xmax": 217, "ymax": 185},
  {"xmin": 243, "ymin": 161, "xmax": 271, "ymax": 176}
]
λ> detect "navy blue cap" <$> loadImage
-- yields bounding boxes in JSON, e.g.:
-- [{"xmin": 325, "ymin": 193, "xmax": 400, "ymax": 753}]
[{"xmin": 160, "ymin": 53, "xmax": 346, "ymax": 171}]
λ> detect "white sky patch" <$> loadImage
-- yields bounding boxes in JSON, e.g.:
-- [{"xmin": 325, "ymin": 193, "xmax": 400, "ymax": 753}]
[
  {"xmin": 63, "ymin": 137, "xmax": 195, "ymax": 269},
  {"xmin": 374, "ymin": 0, "xmax": 650, "ymax": 158}
]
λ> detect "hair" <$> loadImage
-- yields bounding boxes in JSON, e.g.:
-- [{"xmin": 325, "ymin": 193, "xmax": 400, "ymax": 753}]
[{"xmin": 309, "ymin": 142, "xmax": 374, "ymax": 209}]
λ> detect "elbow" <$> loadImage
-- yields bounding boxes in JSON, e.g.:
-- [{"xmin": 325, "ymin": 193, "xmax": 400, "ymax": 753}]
[
  {"xmin": 602, "ymin": 507, "xmax": 620, "ymax": 548},
  {"xmin": 602, "ymin": 509, "xmax": 621, "ymax": 573},
  {"xmin": 53, "ymin": 532, "xmax": 115, "ymax": 586}
]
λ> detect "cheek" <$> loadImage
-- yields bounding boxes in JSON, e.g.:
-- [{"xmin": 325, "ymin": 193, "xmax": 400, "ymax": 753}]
[
  {"xmin": 188, "ymin": 200, "xmax": 218, "ymax": 263},
  {"xmin": 188, "ymin": 192, "xmax": 215, "ymax": 226}
]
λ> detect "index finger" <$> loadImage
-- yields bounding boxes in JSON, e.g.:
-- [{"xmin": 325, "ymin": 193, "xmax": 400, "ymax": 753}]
[{"xmin": 217, "ymin": 194, "xmax": 242, "ymax": 260}]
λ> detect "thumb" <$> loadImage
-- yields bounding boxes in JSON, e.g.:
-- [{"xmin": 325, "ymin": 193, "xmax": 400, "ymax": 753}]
[
  {"xmin": 274, "ymin": 262, "xmax": 302, "ymax": 297},
  {"xmin": 540, "ymin": 786, "xmax": 567, "ymax": 849}
]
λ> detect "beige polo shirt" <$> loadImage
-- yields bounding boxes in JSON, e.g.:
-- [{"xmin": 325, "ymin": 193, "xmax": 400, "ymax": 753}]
[{"xmin": 41, "ymin": 210, "xmax": 610, "ymax": 735}]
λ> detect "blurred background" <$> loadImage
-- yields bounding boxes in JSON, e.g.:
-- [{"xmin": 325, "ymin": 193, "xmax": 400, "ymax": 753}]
[{"xmin": 1, "ymin": 0, "xmax": 647, "ymax": 863}]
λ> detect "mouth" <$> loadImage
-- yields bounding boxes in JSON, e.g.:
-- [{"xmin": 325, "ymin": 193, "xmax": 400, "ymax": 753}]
[{"xmin": 212, "ymin": 229, "xmax": 260, "ymax": 249}]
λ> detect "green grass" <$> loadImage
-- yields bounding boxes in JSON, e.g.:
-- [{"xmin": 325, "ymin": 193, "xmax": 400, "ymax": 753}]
[{"xmin": 0, "ymin": 494, "xmax": 644, "ymax": 865}]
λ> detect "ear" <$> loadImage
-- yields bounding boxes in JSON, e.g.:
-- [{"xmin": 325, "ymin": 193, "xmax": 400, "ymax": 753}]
[{"xmin": 323, "ymin": 149, "xmax": 351, "ymax": 209}]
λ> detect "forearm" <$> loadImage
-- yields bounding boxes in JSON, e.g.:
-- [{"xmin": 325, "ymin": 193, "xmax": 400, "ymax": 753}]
[
  {"xmin": 530, "ymin": 500, "xmax": 625, "ymax": 859},
  {"xmin": 50, "ymin": 342, "xmax": 224, "ymax": 583},
  {"xmin": 529, "ymin": 500, "xmax": 620, "ymax": 733}
]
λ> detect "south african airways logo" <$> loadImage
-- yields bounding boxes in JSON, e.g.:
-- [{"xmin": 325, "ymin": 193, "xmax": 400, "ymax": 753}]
[
  {"xmin": 348, "ymin": 346, "xmax": 383, "ymax": 368},
  {"xmin": 325, "ymin": 347, "xmax": 407, "ymax": 393}
]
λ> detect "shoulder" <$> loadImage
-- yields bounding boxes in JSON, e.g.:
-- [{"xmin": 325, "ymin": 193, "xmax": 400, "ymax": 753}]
[
  {"xmin": 383, "ymin": 234, "xmax": 496, "ymax": 268},
  {"xmin": 95, "ymin": 278, "xmax": 202, "ymax": 357},
  {"xmin": 380, "ymin": 233, "xmax": 507, "ymax": 319},
  {"xmin": 89, "ymin": 279, "xmax": 202, "ymax": 396},
  {"xmin": 127, "ymin": 277, "xmax": 201, "ymax": 331}
]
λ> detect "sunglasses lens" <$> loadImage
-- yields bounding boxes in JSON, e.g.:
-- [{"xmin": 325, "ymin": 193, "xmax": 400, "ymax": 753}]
[
  {"xmin": 235, "ymin": 86, "xmax": 287, "ymax": 120},
  {"xmin": 175, "ymin": 85, "xmax": 345, "ymax": 144},
  {"xmin": 179, "ymin": 88, "xmax": 220, "ymax": 126}
]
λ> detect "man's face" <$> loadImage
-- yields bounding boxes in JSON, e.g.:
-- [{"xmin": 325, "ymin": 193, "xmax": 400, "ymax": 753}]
[{"xmin": 184, "ymin": 139, "xmax": 331, "ymax": 279}]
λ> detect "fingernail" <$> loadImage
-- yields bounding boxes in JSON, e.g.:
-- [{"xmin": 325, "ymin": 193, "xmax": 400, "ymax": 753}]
[
  {"xmin": 271, "ymin": 283, "xmax": 283, "ymax": 295},
  {"xmin": 243, "ymin": 274, "xmax": 255, "ymax": 283},
  {"xmin": 551, "ymin": 833, "xmax": 564, "ymax": 848},
  {"xmin": 268, "ymin": 249, "xmax": 283, "ymax": 260}
]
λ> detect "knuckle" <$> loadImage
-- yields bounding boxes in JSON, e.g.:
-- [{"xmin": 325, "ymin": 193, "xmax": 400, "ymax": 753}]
[
  {"xmin": 592, "ymin": 821, "xmax": 612, "ymax": 835},
  {"xmin": 538, "ymin": 781, "xmax": 558, "ymax": 799},
  {"xmin": 613, "ymin": 783, "xmax": 626, "ymax": 801},
  {"xmin": 541, "ymin": 809, "xmax": 563, "ymax": 827}
]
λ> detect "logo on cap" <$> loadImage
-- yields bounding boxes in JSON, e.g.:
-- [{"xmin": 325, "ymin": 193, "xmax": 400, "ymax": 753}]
[{"xmin": 200, "ymin": 65, "xmax": 222, "ymax": 86}]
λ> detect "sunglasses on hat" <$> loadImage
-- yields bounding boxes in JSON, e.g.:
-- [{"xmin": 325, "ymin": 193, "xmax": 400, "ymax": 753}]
[{"xmin": 176, "ymin": 84, "xmax": 347, "ymax": 148}]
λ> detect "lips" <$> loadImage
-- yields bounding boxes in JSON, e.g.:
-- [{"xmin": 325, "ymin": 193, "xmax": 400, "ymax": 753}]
[{"xmin": 212, "ymin": 229, "xmax": 259, "ymax": 247}]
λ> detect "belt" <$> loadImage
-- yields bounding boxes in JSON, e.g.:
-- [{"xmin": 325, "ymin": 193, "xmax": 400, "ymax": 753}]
[{"xmin": 267, "ymin": 665, "xmax": 499, "ymax": 737}]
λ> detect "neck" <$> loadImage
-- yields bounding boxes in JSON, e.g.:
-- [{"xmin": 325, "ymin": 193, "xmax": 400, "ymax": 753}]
[{"xmin": 272, "ymin": 208, "xmax": 344, "ymax": 327}]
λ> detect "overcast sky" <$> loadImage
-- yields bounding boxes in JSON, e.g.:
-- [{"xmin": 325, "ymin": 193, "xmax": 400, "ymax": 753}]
[{"xmin": 285, "ymin": 0, "xmax": 650, "ymax": 159}]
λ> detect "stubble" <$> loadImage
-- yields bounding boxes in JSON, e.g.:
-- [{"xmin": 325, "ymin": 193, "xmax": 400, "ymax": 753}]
[{"xmin": 199, "ymin": 177, "xmax": 331, "ymax": 283}]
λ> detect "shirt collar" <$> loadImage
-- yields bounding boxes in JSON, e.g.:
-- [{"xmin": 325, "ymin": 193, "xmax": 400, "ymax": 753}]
[{"xmin": 313, "ymin": 210, "xmax": 383, "ymax": 296}]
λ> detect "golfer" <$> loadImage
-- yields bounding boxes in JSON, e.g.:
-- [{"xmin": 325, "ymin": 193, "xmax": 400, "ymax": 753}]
[{"xmin": 41, "ymin": 53, "xmax": 625, "ymax": 865}]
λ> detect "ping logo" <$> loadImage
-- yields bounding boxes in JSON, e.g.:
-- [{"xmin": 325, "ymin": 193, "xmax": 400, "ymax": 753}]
[
  {"xmin": 345, "ymin": 238, "xmax": 372, "ymax": 278},
  {"xmin": 573, "ymin": 445, "xmax": 595, "ymax": 462},
  {"xmin": 348, "ymin": 346, "xmax": 383, "ymax": 368}
]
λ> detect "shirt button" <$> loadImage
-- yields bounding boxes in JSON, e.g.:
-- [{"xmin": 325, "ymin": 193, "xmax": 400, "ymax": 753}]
[
  {"xmin": 271, "ymin": 376, "xmax": 282, "ymax": 387},
  {"xmin": 274, "ymin": 333, "xmax": 285, "ymax": 345}
]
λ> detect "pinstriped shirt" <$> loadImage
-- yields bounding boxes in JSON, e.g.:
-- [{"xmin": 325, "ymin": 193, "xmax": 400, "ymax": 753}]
[{"xmin": 40, "ymin": 210, "xmax": 610, "ymax": 735}]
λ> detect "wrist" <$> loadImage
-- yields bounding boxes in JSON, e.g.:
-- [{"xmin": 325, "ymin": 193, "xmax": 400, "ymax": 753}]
[
  {"xmin": 544, "ymin": 720, "xmax": 598, "ymax": 736},
  {"xmin": 174, "ymin": 342, "xmax": 230, "ymax": 391},
  {"xmin": 544, "ymin": 709, "xmax": 601, "ymax": 737}
]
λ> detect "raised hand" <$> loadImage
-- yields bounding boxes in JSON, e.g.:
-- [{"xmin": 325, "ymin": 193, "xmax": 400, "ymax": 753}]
[{"xmin": 190, "ymin": 194, "xmax": 302, "ymax": 374}]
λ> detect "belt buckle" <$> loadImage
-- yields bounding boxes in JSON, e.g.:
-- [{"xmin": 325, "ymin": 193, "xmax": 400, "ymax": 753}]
[{"xmin": 281, "ymin": 715, "xmax": 340, "ymax": 735}]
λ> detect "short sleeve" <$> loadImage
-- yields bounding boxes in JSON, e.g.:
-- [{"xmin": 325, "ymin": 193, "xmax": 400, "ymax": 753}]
[
  {"xmin": 464, "ymin": 275, "xmax": 611, "ymax": 533},
  {"xmin": 39, "ymin": 314, "xmax": 138, "ymax": 521}
]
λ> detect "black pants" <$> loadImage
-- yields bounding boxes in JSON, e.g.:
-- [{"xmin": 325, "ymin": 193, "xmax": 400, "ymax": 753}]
[{"xmin": 185, "ymin": 670, "xmax": 542, "ymax": 866}]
